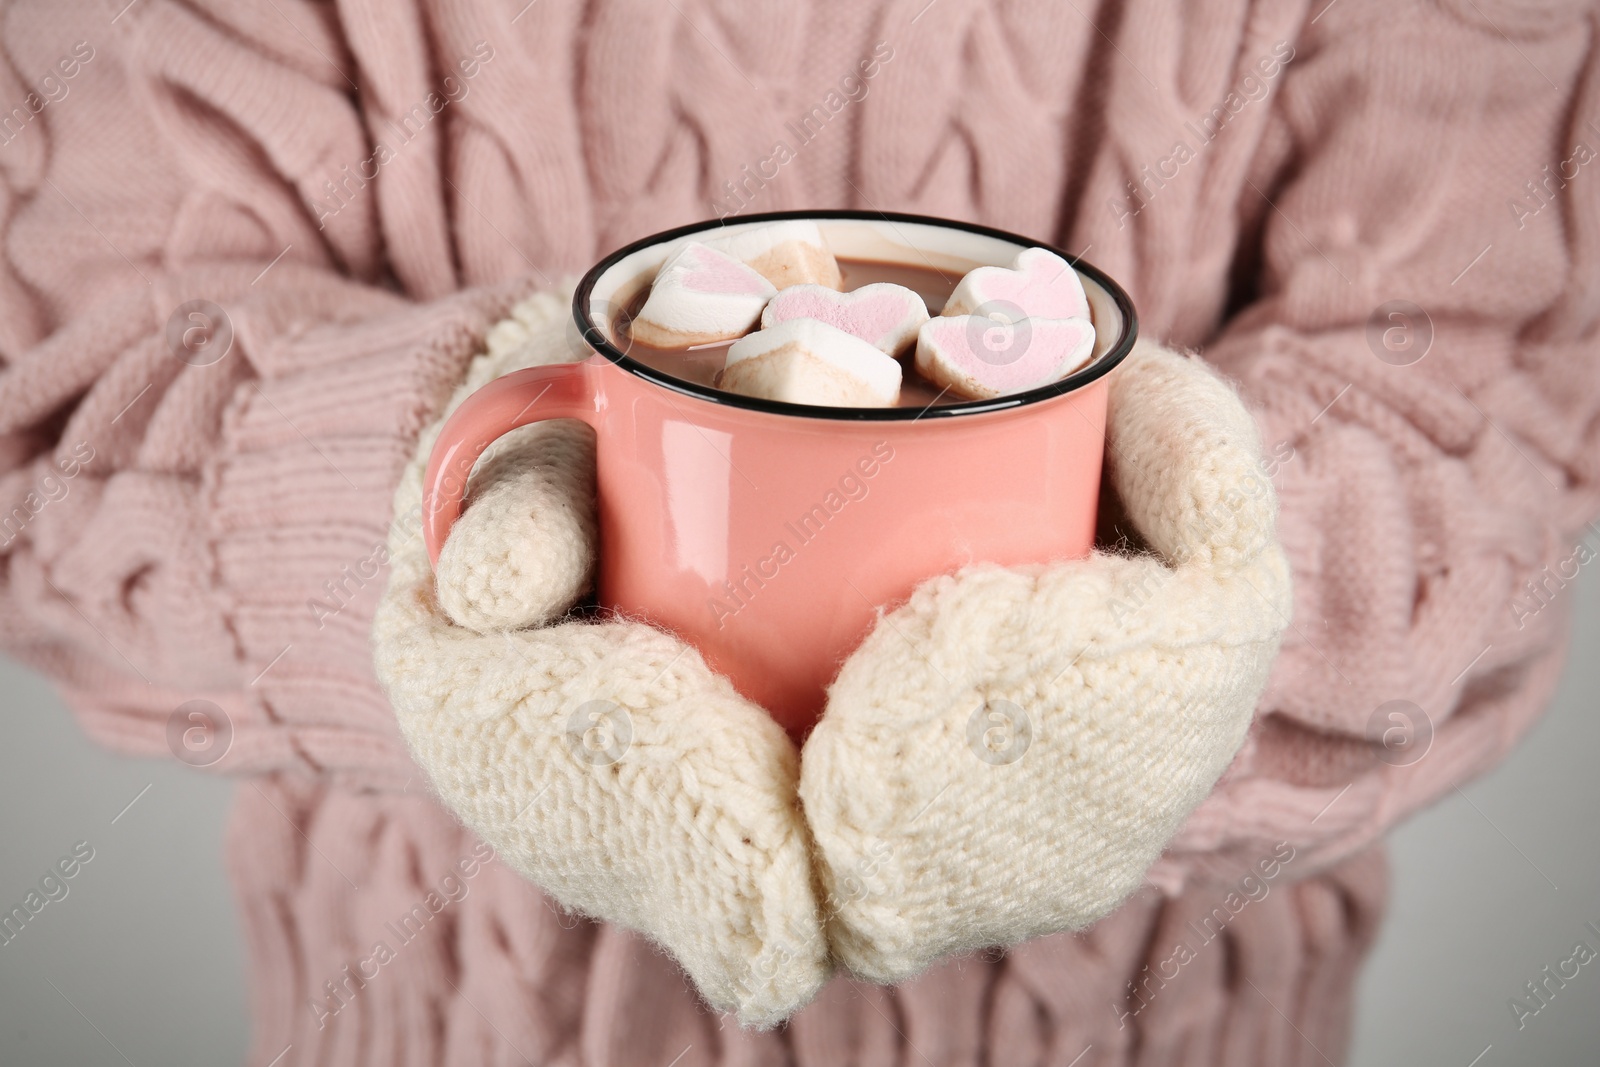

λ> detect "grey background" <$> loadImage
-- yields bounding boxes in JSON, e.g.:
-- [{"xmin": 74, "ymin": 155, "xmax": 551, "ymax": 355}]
[{"xmin": 1, "ymin": 571, "xmax": 1596, "ymax": 1065}]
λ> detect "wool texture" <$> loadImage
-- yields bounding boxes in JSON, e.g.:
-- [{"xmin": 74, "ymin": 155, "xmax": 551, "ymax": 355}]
[
  {"xmin": 378, "ymin": 285, "xmax": 1291, "ymax": 1012},
  {"xmin": 800, "ymin": 343, "xmax": 1292, "ymax": 984},
  {"xmin": 375, "ymin": 289, "xmax": 830, "ymax": 1027},
  {"xmin": 3, "ymin": 0, "xmax": 1599, "ymax": 1062}
]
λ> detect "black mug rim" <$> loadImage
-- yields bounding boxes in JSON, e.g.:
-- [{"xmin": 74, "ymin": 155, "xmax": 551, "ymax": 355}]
[{"xmin": 570, "ymin": 209, "xmax": 1139, "ymax": 422}]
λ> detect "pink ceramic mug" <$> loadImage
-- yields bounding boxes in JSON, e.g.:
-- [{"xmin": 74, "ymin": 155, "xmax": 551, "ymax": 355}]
[{"xmin": 422, "ymin": 211, "xmax": 1137, "ymax": 736}]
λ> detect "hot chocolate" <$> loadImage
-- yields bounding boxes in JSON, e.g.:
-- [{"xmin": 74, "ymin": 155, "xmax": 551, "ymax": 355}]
[{"xmin": 617, "ymin": 258, "xmax": 967, "ymax": 408}]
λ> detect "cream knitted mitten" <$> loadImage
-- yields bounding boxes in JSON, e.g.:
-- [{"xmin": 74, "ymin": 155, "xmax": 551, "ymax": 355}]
[
  {"xmin": 373, "ymin": 288, "xmax": 1289, "ymax": 1018},
  {"xmin": 372, "ymin": 289, "xmax": 830, "ymax": 1028},
  {"xmin": 798, "ymin": 343, "xmax": 1291, "ymax": 983}
]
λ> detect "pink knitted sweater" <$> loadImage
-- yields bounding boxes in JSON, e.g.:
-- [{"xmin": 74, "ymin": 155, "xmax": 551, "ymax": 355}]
[{"xmin": 4, "ymin": 0, "xmax": 1598, "ymax": 1063}]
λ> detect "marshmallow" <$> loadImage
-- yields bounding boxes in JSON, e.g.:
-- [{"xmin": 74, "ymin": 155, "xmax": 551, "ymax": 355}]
[
  {"xmin": 630, "ymin": 242, "xmax": 777, "ymax": 348},
  {"xmin": 721, "ymin": 319, "xmax": 902, "ymax": 407},
  {"xmin": 760, "ymin": 283, "xmax": 929, "ymax": 358},
  {"xmin": 702, "ymin": 221, "xmax": 843, "ymax": 289},
  {"xmin": 914, "ymin": 313, "xmax": 1095, "ymax": 401},
  {"xmin": 943, "ymin": 246, "xmax": 1089, "ymax": 321}
]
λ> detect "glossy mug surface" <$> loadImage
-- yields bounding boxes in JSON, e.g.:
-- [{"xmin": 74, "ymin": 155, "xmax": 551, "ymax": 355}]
[{"xmin": 422, "ymin": 211, "xmax": 1138, "ymax": 736}]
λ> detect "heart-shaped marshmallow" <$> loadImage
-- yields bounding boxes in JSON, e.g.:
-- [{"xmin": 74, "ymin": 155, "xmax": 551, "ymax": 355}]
[
  {"xmin": 721, "ymin": 319, "xmax": 902, "ymax": 407},
  {"xmin": 760, "ymin": 283, "xmax": 929, "ymax": 358},
  {"xmin": 914, "ymin": 313, "xmax": 1095, "ymax": 400},
  {"xmin": 943, "ymin": 246, "xmax": 1089, "ymax": 321},
  {"xmin": 703, "ymin": 220, "xmax": 843, "ymax": 290},
  {"xmin": 630, "ymin": 242, "xmax": 777, "ymax": 348}
]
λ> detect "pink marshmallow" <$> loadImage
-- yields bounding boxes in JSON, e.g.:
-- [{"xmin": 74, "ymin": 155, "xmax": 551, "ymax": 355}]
[
  {"xmin": 702, "ymin": 220, "xmax": 842, "ymax": 289},
  {"xmin": 629, "ymin": 242, "xmax": 777, "ymax": 348},
  {"xmin": 759, "ymin": 283, "xmax": 929, "ymax": 357},
  {"xmin": 914, "ymin": 313, "xmax": 1095, "ymax": 400}
]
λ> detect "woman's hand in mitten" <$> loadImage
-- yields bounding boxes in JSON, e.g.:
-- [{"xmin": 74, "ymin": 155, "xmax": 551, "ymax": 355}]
[
  {"xmin": 376, "ymin": 291, "xmax": 1294, "ymax": 1018},
  {"xmin": 798, "ymin": 342, "xmax": 1292, "ymax": 984},
  {"xmin": 373, "ymin": 290, "xmax": 830, "ymax": 1028}
]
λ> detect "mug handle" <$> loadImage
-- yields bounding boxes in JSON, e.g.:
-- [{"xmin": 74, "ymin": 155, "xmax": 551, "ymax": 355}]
[{"xmin": 422, "ymin": 359, "xmax": 601, "ymax": 568}]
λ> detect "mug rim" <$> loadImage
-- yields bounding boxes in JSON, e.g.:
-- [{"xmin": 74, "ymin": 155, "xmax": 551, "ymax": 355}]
[{"xmin": 571, "ymin": 209, "xmax": 1139, "ymax": 422}]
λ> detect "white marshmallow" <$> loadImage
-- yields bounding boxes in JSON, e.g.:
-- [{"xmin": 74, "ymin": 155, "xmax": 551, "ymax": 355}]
[
  {"xmin": 721, "ymin": 319, "xmax": 902, "ymax": 407},
  {"xmin": 760, "ymin": 283, "xmax": 929, "ymax": 358},
  {"xmin": 943, "ymin": 246, "xmax": 1090, "ymax": 321},
  {"xmin": 702, "ymin": 221, "xmax": 843, "ymax": 289},
  {"xmin": 630, "ymin": 242, "xmax": 777, "ymax": 348}
]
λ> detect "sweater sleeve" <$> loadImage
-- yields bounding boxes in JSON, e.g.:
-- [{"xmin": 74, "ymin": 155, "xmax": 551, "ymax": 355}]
[
  {"xmin": 0, "ymin": 0, "xmax": 536, "ymax": 784},
  {"xmin": 0, "ymin": 0, "xmax": 616, "ymax": 791},
  {"xmin": 1120, "ymin": 1, "xmax": 1600, "ymax": 886},
  {"xmin": 5, "ymin": 0, "xmax": 1597, "ymax": 867},
  {"xmin": 0, "ymin": 255, "xmax": 532, "ymax": 783}
]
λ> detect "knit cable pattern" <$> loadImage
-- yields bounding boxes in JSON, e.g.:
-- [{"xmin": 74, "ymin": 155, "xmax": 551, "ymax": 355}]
[{"xmin": 2, "ymin": 0, "xmax": 1597, "ymax": 1061}]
